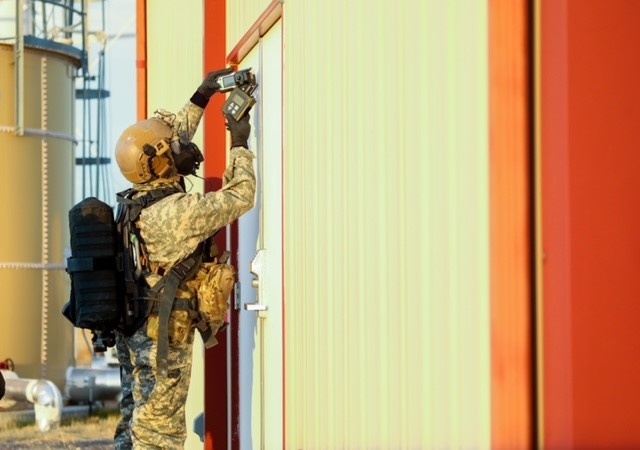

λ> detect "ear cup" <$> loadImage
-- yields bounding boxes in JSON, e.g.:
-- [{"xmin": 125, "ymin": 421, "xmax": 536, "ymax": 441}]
[
  {"xmin": 173, "ymin": 142, "xmax": 204, "ymax": 176},
  {"xmin": 173, "ymin": 150, "xmax": 198, "ymax": 175}
]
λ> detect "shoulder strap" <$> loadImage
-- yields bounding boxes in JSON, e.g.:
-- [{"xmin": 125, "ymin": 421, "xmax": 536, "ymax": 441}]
[
  {"xmin": 149, "ymin": 243, "xmax": 204, "ymax": 377},
  {"xmin": 116, "ymin": 186, "xmax": 201, "ymax": 376},
  {"xmin": 115, "ymin": 186, "xmax": 181, "ymax": 333},
  {"xmin": 116, "ymin": 187, "xmax": 181, "ymax": 222}
]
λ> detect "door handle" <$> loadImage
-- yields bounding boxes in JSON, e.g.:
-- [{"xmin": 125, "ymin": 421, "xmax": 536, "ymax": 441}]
[
  {"xmin": 244, "ymin": 302, "xmax": 268, "ymax": 312},
  {"xmin": 246, "ymin": 249, "xmax": 267, "ymax": 316}
]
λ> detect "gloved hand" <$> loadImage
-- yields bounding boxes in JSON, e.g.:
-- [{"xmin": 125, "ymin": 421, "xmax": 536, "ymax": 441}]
[
  {"xmin": 226, "ymin": 113, "xmax": 251, "ymax": 148},
  {"xmin": 197, "ymin": 67, "xmax": 234, "ymax": 98}
]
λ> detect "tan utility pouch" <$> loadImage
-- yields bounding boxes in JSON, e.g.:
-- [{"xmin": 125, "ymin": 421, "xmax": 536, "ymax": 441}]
[
  {"xmin": 146, "ymin": 310, "xmax": 192, "ymax": 345},
  {"xmin": 195, "ymin": 262, "xmax": 236, "ymax": 335}
]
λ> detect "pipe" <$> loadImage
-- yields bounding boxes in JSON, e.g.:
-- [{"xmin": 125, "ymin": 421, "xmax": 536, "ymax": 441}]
[
  {"xmin": 64, "ymin": 366, "xmax": 121, "ymax": 404},
  {"xmin": 1, "ymin": 371, "xmax": 63, "ymax": 432}
]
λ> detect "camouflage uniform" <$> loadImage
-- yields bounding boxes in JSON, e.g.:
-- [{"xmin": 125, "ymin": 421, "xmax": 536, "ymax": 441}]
[{"xmin": 114, "ymin": 99, "xmax": 256, "ymax": 450}]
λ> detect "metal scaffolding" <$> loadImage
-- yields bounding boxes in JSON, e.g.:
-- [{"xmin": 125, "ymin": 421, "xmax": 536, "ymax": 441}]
[{"xmin": 1, "ymin": 0, "xmax": 113, "ymax": 202}]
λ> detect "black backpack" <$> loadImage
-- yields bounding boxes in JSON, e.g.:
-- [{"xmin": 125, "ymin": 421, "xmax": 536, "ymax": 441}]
[
  {"xmin": 63, "ymin": 196, "xmax": 123, "ymax": 351},
  {"xmin": 63, "ymin": 188, "xmax": 181, "ymax": 352}
]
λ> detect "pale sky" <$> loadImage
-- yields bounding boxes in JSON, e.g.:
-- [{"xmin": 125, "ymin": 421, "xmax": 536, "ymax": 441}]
[
  {"xmin": 78, "ymin": 0, "xmax": 137, "ymax": 202},
  {"xmin": 0, "ymin": 0, "xmax": 135, "ymax": 203}
]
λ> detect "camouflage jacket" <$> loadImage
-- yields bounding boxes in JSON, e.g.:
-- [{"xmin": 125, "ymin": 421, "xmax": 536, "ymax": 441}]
[{"xmin": 134, "ymin": 101, "xmax": 256, "ymax": 289}]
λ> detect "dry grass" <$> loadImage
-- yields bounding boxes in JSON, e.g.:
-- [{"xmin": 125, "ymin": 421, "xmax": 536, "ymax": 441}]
[{"xmin": 0, "ymin": 409, "xmax": 119, "ymax": 449}]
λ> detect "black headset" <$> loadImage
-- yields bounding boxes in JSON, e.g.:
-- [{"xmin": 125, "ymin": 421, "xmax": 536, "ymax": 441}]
[{"xmin": 172, "ymin": 140, "xmax": 204, "ymax": 176}]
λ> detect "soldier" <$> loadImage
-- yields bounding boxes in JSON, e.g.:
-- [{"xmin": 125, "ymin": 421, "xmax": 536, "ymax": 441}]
[
  {"xmin": 112, "ymin": 69, "xmax": 256, "ymax": 449},
  {"xmin": 0, "ymin": 369, "xmax": 4, "ymax": 400}
]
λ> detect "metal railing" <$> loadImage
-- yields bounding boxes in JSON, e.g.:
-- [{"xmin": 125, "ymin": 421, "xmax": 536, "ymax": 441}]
[
  {"xmin": 0, "ymin": 0, "xmax": 87, "ymax": 61},
  {"xmin": 0, "ymin": 1, "xmax": 87, "ymax": 136}
]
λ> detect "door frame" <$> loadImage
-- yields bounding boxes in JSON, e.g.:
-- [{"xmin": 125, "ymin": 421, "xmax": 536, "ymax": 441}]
[{"xmin": 225, "ymin": 2, "xmax": 284, "ymax": 449}]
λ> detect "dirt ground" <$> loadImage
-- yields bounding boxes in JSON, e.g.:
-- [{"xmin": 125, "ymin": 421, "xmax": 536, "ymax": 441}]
[{"xmin": 0, "ymin": 404, "xmax": 118, "ymax": 450}]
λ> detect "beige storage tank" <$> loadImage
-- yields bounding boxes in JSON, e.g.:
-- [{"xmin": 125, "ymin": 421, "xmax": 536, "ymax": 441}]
[{"xmin": 0, "ymin": 42, "xmax": 79, "ymax": 389}]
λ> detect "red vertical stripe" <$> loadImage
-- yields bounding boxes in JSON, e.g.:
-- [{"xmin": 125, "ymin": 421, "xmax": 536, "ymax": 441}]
[
  {"xmin": 203, "ymin": 2, "xmax": 230, "ymax": 450},
  {"xmin": 135, "ymin": 0, "xmax": 147, "ymax": 121},
  {"xmin": 490, "ymin": 0, "xmax": 534, "ymax": 448},
  {"xmin": 203, "ymin": 1, "xmax": 232, "ymax": 190}
]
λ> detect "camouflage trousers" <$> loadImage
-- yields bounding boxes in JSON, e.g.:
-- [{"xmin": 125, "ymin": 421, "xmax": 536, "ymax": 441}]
[{"xmin": 114, "ymin": 317, "xmax": 195, "ymax": 450}]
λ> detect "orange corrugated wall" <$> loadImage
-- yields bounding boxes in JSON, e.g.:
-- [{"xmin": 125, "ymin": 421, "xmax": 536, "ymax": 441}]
[
  {"xmin": 540, "ymin": 0, "xmax": 640, "ymax": 448},
  {"xmin": 490, "ymin": 1, "xmax": 534, "ymax": 449}
]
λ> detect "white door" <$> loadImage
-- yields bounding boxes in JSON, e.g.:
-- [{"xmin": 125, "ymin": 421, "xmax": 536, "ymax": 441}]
[{"xmin": 233, "ymin": 19, "xmax": 283, "ymax": 450}]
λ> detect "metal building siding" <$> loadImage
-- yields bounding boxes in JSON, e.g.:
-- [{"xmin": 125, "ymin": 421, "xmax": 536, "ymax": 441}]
[
  {"xmin": 226, "ymin": 0, "xmax": 274, "ymax": 47},
  {"xmin": 144, "ymin": 5, "xmax": 205, "ymax": 450},
  {"xmin": 282, "ymin": 1, "xmax": 491, "ymax": 448},
  {"xmin": 146, "ymin": 1, "xmax": 205, "ymax": 193},
  {"xmin": 146, "ymin": 2, "xmax": 204, "ymax": 122}
]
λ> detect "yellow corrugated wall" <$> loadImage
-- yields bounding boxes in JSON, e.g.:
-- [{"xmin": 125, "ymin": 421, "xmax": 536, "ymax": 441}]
[
  {"xmin": 225, "ymin": 0, "xmax": 492, "ymax": 447},
  {"xmin": 282, "ymin": 1, "xmax": 491, "ymax": 448},
  {"xmin": 226, "ymin": 0, "xmax": 274, "ymax": 47},
  {"xmin": 145, "ymin": 3, "xmax": 205, "ymax": 449}
]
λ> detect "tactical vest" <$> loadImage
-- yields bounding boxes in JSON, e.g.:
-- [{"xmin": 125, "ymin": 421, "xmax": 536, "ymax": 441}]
[{"xmin": 116, "ymin": 188, "xmax": 201, "ymax": 376}]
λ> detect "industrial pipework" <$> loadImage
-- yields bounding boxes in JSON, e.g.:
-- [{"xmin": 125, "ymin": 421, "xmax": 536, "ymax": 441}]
[
  {"xmin": 64, "ymin": 364, "xmax": 121, "ymax": 405},
  {"xmin": 1, "ymin": 370, "xmax": 63, "ymax": 432}
]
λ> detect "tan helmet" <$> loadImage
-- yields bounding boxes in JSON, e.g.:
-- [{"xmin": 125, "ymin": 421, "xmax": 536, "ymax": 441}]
[{"xmin": 115, "ymin": 118, "xmax": 175, "ymax": 184}]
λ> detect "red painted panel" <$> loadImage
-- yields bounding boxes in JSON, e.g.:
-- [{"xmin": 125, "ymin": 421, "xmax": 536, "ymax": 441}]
[
  {"xmin": 541, "ymin": 1, "xmax": 640, "ymax": 448},
  {"xmin": 489, "ymin": 0, "xmax": 534, "ymax": 448},
  {"xmin": 202, "ymin": 2, "xmax": 230, "ymax": 450},
  {"xmin": 136, "ymin": 0, "xmax": 146, "ymax": 121},
  {"xmin": 540, "ymin": 1, "xmax": 574, "ymax": 446}
]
